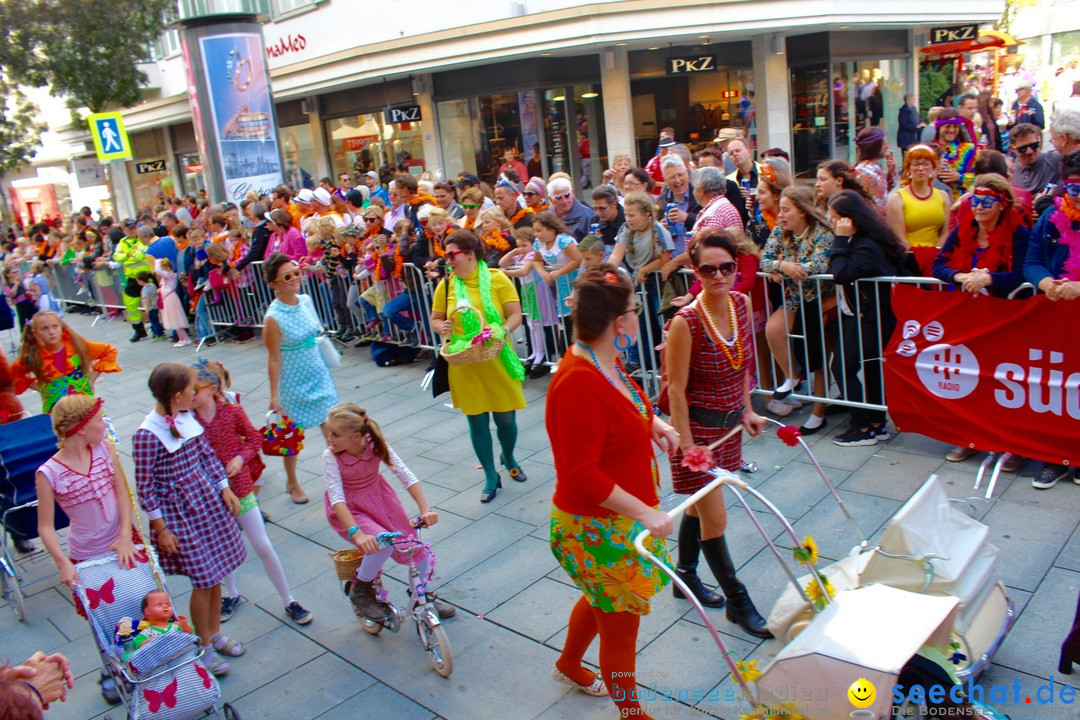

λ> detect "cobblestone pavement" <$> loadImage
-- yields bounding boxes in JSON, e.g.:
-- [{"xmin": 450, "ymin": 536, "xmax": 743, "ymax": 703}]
[{"xmin": 2, "ymin": 314, "xmax": 1077, "ymax": 720}]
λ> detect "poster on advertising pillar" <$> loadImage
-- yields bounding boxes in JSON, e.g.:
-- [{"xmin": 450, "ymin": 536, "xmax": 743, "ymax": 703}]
[{"xmin": 199, "ymin": 32, "xmax": 283, "ymax": 202}]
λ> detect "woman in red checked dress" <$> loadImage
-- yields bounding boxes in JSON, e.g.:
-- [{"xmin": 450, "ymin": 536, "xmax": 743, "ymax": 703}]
[{"xmin": 664, "ymin": 228, "xmax": 771, "ymax": 638}]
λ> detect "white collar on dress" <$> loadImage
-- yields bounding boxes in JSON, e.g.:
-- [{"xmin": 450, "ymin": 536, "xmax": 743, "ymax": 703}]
[{"xmin": 138, "ymin": 410, "xmax": 204, "ymax": 453}]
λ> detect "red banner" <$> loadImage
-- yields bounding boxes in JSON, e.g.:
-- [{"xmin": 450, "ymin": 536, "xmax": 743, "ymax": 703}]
[{"xmin": 883, "ymin": 284, "xmax": 1079, "ymax": 466}]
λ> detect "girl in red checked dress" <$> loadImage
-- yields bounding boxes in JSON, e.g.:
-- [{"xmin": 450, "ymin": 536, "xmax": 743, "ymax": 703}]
[
  {"xmin": 189, "ymin": 358, "xmax": 313, "ymax": 627},
  {"xmin": 133, "ymin": 362, "xmax": 246, "ymax": 677},
  {"xmin": 35, "ymin": 395, "xmax": 138, "ymax": 703},
  {"xmin": 323, "ymin": 403, "xmax": 455, "ymax": 621}
]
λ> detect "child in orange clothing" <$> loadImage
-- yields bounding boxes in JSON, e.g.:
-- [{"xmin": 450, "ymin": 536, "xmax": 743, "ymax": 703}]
[{"xmin": 11, "ymin": 311, "xmax": 121, "ymax": 413}]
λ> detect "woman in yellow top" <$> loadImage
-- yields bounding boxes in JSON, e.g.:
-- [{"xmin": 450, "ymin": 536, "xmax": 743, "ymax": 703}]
[
  {"xmin": 430, "ymin": 230, "xmax": 527, "ymax": 503},
  {"xmin": 887, "ymin": 144, "xmax": 951, "ymax": 276}
]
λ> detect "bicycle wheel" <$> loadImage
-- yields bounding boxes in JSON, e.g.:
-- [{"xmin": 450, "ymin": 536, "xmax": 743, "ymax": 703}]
[
  {"xmin": 359, "ymin": 616, "xmax": 383, "ymax": 635},
  {"xmin": 418, "ymin": 616, "xmax": 453, "ymax": 677},
  {"xmin": 0, "ymin": 556, "xmax": 25, "ymax": 622}
]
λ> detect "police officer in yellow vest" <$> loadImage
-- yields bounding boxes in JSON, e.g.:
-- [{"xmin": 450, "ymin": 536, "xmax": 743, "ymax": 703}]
[{"xmin": 113, "ymin": 220, "xmax": 153, "ymax": 341}]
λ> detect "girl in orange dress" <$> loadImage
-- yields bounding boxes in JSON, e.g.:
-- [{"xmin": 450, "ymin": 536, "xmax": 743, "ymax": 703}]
[{"xmin": 11, "ymin": 311, "xmax": 121, "ymax": 413}]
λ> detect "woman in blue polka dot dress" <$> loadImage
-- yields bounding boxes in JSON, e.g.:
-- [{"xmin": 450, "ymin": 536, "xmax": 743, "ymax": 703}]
[{"xmin": 263, "ymin": 253, "xmax": 339, "ymax": 503}]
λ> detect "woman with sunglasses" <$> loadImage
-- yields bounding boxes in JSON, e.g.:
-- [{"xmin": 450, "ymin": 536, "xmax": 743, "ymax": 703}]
[
  {"xmin": 932, "ymin": 174, "xmax": 1029, "ymax": 298},
  {"xmin": 547, "ymin": 265, "xmax": 677, "ymax": 719},
  {"xmin": 1024, "ymin": 149, "xmax": 1080, "ymax": 490},
  {"xmin": 522, "ymin": 177, "xmax": 549, "ymax": 213},
  {"xmin": 663, "ymin": 229, "xmax": 772, "ymax": 637},
  {"xmin": 933, "ymin": 108, "xmax": 976, "ymax": 202},
  {"xmin": 429, "ymin": 231, "xmax": 526, "ymax": 503},
  {"xmin": 263, "ymin": 252, "xmax": 339, "ymax": 503},
  {"xmin": 458, "ymin": 187, "xmax": 485, "ymax": 230},
  {"xmin": 827, "ymin": 190, "xmax": 910, "ymax": 447}
]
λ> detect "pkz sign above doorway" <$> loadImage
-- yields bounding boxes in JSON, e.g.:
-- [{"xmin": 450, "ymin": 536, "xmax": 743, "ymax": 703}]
[
  {"xmin": 666, "ymin": 55, "xmax": 717, "ymax": 76},
  {"xmin": 136, "ymin": 160, "xmax": 166, "ymax": 174},
  {"xmin": 384, "ymin": 104, "xmax": 422, "ymax": 124},
  {"xmin": 928, "ymin": 24, "xmax": 979, "ymax": 45}
]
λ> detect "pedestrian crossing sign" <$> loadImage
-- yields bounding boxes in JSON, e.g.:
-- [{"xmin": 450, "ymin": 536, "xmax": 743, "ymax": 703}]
[{"xmin": 87, "ymin": 112, "xmax": 133, "ymax": 162}]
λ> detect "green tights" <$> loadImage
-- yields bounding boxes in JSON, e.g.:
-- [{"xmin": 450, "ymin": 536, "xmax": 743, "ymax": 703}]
[{"xmin": 466, "ymin": 411, "xmax": 519, "ymax": 492}]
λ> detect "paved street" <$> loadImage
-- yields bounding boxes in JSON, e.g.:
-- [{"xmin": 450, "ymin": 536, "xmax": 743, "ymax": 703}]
[{"xmin": 2, "ymin": 313, "xmax": 1077, "ymax": 720}]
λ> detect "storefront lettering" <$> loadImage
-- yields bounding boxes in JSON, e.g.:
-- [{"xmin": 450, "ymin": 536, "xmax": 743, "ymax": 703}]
[
  {"xmin": 266, "ymin": 34, "xmax": 307, "ymax": 59},
  {"xmin": 384, "ymin": 104, "xmax": 422, "ymax": 124},
  {"xmin": 928, "ymin": 24, "xmax": 978, "ymax": 45},
  {"xmin": 666, "ymin": 55, "xmax": 717, "ymax": 76},
  {"xmin": 135, "ymin": 160, "xmax": 166, "ymax": 174}
]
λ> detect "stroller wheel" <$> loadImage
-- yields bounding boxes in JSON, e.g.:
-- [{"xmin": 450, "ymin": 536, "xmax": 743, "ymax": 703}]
[
  {"xmin": 223, "ymin": 702, "xmax": 241, "ymax": 720},
  {"xmin": 0, "ymin": 558, "xmax": 25, "ymax": 622}
]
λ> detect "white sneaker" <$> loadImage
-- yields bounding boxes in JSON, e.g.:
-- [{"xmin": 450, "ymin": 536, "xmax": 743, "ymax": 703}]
[
  {"xmin": 781, "ymin": 395, "xmax": 804, "ymax": 409},
  {"xmin": 765, "ymin": 398, "xmax": 795, "ymax": 416},
  {"xmin": 173, "ymin": 339, "xmax": 193, "ymax": 348}
]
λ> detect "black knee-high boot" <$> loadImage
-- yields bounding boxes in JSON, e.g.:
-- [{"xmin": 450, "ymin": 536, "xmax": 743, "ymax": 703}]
[
  {"xmin": 699, "ymin": 535, "xmax": 773, "ymax": 638},
  {"xmin": 673, "ymin": 515, "xmax": 725, "ymax": 608}
]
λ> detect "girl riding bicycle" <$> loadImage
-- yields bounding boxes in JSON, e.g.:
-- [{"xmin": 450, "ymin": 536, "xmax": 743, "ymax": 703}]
[{"xmin": 322, "ymin": 403, "xmax": 455, "ymax": 621}]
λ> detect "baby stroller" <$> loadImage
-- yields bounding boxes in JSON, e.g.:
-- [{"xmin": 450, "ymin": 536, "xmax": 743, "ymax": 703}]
[
  {"xmin": 0, "ymin": 413, "xmax": 68, "ymax": 621},
  {"xmin": 75, "ymin": 544, "xmax": 240, "ymax": 720}
]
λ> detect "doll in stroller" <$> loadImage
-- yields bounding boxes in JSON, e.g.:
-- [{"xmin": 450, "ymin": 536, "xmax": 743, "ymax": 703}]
[{"xmin": 75, "ymin": 545, "xmax": 240, "ymax": 720}]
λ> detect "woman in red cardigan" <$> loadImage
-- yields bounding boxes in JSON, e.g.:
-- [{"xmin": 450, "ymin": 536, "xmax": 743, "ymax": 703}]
[{"xmin": 547, "ymin": 265, "xmax": 678, "ymax": 720}]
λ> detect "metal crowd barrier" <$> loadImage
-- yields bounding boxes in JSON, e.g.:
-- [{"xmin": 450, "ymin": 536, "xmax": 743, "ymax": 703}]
[{"xmin": 35, "ymin": 252, "xmax": 1038, "ymax": 419}]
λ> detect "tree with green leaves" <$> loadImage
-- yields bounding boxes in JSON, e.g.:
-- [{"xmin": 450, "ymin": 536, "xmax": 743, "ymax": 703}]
[
  {"xmin": 33, "ymin": 0, "xmax": 176, "ymax": 117},
  {"xmin": 0, "ymin": 81, "xmax": 47, "ymax": 176}
]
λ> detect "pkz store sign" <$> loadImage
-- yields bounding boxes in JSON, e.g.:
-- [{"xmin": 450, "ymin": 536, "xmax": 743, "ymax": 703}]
[
  {"xmin": 136, "ymin": 159, "xmax": 166, "ymax": 174},
  {"xmin": 928, "ymin": 24, "xmax": 979, "ymax": 45},
  {"xmin": 666, "ymin": 54, "xmax": 717, "ymax": 76},
  {"xmin": 384, "ymin": 104, "xmax": 422, "ymax": 124}
]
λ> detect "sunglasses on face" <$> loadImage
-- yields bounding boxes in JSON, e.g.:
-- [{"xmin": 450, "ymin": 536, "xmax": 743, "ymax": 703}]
[
  {"xmin": 969, "ymin": 195, "xmax": 1002, "ymax": 209},
  {"xmin": 523, "ymin": 191, "xmax": 539, "ymax": 197},
  {"xmin": 1014, "ymin": 141, "xmax": 1040, "ymax": 154},
  {"xmin": 697, "ymin": 261, "xmax": 738, "ymax": 277},
  {"xmin": 276, "ymin": 270, "xmax": 301, "ymax": 282},
  {"xmin": 461, "ymin": 203, "xmax": 479, "ymax": 210},
  {"xmin": 594, "ymin": 204, "xmax": 611, "ymax": 212},
  {"xmin": 444, "ymin": 249, "xmax": 468, "ymax": 261},
  {"xmin": 553, "ymin": 193, "xmax": 572, "ymax": 201},
  {"xmin": 1063, "ymin": 182, "xmax": 1080, "ymax": 197}
]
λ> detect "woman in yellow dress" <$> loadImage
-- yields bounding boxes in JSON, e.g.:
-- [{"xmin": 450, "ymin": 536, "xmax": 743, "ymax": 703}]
[{"xmin": 430, "ymin": 230, "xmax": 527, "ymax": 503}]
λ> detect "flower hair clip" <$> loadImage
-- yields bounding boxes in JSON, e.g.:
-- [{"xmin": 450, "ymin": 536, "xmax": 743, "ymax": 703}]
[{"xmin": 603, "ymin": 271, "xmax": 621, "ymax": 285}]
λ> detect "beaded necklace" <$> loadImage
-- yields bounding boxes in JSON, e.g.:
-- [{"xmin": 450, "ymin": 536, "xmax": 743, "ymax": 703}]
[
  {"xmin": 575, "ymin": 341, "xmax": 649, "ymax": 420},
  {"xmin": 697, "ymin": 294, "xmax": 745, "ymax": 370}
]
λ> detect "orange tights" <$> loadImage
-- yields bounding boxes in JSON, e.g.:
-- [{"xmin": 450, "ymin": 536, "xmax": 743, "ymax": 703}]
[{"xmin": 556, "ymin": 595, "xmax": 654, "ymax": 719}]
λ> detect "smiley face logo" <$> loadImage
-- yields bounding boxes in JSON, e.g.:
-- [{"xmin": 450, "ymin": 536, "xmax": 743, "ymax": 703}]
[{"xmin": 848, "ymin": 678, "xmax": 876, "ymax": 709}]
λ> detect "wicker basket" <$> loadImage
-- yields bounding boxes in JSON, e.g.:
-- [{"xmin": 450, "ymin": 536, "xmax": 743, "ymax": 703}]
[
  {"xmin": 329, "ymin": 549, "xmax": 365, "ymax": 582},
  {"xmin": 439, "ymin": 304, "xmax": 504, "ymax": 366}
]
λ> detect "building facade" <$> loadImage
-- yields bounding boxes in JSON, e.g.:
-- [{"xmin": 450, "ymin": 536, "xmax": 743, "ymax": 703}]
[{"xmin": 50, "ymin": 0, "xmax": 1003, "ymax": 215}]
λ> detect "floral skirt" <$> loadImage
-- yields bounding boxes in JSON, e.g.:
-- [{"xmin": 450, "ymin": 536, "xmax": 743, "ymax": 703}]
[{"xmin": 550, "ymin": 505, "xmax": 671, "ymax": 616}]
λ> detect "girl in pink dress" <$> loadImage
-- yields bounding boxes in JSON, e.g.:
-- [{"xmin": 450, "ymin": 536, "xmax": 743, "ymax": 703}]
[
  {"xmin": 322, "ymin": 403, "xmax": 454, "ymax": 621},
  {"xmin": 155, "ymin": 259, "xmax": 192, "ymax": 347},
  {"xmin": 189, "ymin": 359, "xmax": 312, "ymax": 626},
  {"xmin": 36, "ymin": 395, "xmax": 138, "ymax": 589}
]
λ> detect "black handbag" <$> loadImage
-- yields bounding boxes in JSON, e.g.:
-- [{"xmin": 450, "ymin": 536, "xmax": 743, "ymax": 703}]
[{"xmin": 431, "ymin": 279, "xmax": 450, "ymax": 398}]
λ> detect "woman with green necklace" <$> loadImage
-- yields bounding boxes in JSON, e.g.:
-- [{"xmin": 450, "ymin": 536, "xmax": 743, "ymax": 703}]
[{"xmin": 430, "ymin": 230, "xmax": 527, "ymax": 503}]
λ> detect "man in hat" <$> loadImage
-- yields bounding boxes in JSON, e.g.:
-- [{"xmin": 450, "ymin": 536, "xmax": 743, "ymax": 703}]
[
  {"xmin": 1012, "ymin": 80, "xmax": 1045, "ymax": 129},
  {"xmin": 112, "ymin": 219, "xmax": 153, "ymax": 341},
  {"xmin": 293, "ymin": 188, "xmax": 317, "ymax": 234},
  {"xmin": 454, "ymin": 172, "xmax": 494, "ymax": 210},
  {"xmin": 712, "ymin": 128, "xmax": 740, "ymax": 174},
  {"xmin": 646, "ymin": 133, "xmax": 677, "ymax": 187},
  {"xmin": 312, "ymin": 187, "xmax": 345, "ymax": 227},
  {"xmin": 362, "ymin": 171, "xmax": 389, "ymax": 205}
]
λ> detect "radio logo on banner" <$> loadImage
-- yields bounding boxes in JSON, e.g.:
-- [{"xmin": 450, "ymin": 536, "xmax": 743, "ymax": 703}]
[{"xmin": 897, "ymin": 318, "xmax": 981, "ymax": 399}]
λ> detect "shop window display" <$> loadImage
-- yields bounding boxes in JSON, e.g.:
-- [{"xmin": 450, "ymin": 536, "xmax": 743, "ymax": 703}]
[{"xmin": 327, "ymin": 113, "xmax": 425, "ymax": 187}]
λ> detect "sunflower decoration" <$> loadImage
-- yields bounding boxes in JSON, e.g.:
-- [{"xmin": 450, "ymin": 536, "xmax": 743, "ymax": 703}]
[
  {"xmin": 804, "ymin": 574, "xmax": 835, "ymax": 611},
  {"xmin": 791, "ymin": 536, "xmax": 819, "ymax": 566},
  {"xmin": 732, "ymin": 659, "xmax": 762, "ymax": 684},
  {"xmin": 741, "ymin": 703, "xmax": 806, "ymax": 720}
]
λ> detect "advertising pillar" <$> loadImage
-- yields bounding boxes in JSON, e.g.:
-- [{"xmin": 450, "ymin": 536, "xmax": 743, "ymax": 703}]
[{"xmin": 179, "ymin": 16, "xmax": 283, "ymax": 203}]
